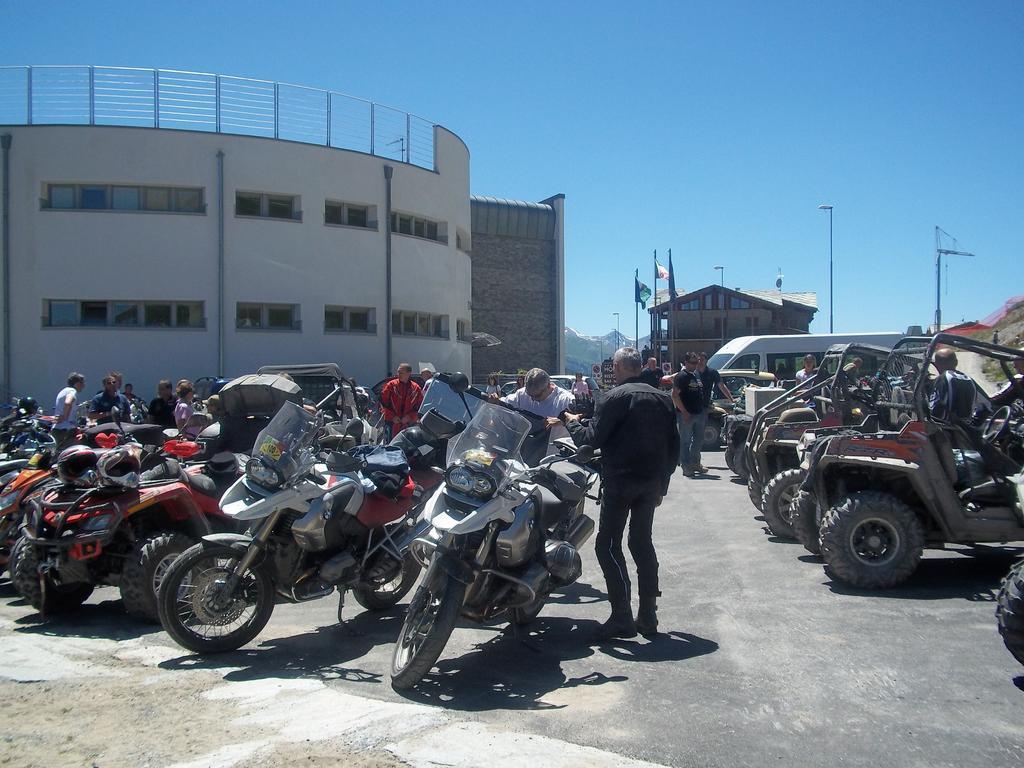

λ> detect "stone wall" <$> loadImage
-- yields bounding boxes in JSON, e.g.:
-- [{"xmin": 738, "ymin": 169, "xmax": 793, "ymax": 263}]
[{"xmin": 470, "ymin": 231, "xmax": 558, "ymax": 381}]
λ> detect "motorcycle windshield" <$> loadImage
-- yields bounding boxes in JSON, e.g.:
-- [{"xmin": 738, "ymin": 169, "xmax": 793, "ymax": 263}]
[
  {"xmin": 420, "ymin": 379, "xmax": 483, "ymax": 423},
  {"xmin": 251, "ymin": 401, "xmax": 318, "ymax": 484},
  {"xmin": 445, "ymin": 402, "xmax": 531, "ymax": 473}
]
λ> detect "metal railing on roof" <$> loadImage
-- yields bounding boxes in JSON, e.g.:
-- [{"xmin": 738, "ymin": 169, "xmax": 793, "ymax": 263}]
[{"xmin": 0, "ymin": 65, "xmax": 437, "ymax": 170}]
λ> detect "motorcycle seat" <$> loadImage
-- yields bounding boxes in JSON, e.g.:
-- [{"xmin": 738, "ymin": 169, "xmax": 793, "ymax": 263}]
[
  {"xmin": 184, "ymin": 470, "xmax": 220, "ymax": 499},
  {"xmin": 139, "ymin": 457, "xmax": 182, "ymax": 484}
]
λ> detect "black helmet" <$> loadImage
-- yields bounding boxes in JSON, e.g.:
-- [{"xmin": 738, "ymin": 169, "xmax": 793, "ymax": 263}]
[
  {"xmin": 56, "ymin": 445, "xmax": 100, "ymax": 487},
  {"xmin": 18, "ymin": 397, "xmax": 38, "ymax": 415}
]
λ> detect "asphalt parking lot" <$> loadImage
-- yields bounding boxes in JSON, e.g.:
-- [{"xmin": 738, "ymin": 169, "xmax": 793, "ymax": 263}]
[{"xmin": 1, "ymin": 452, "xmax": 1023, "ymax": 767}]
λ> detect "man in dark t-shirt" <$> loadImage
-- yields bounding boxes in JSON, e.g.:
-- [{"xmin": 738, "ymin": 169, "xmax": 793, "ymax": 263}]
[
  {"xmin": 672, "ymin": 352, "xmax": 705, "ymax": 476},
  {"xmin": 638, "ymin": 357, "xmax": 662, "ymax": 388},
  {"xmin": 148, "ymin": 378, "xmax": 178, "ymax": 428}
]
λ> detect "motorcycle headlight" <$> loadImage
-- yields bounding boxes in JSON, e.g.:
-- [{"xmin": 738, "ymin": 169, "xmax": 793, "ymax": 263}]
[
  {"xmin": 79, "ymin": 512, "xmax": 115, "ymax": 532},
  {"xmin": 444, "ymin": 465, "xmax": 497, "ymax": 500},
  {"xmin": 246, "ymin": 458, "xmax": 283, "ymax": 490}
]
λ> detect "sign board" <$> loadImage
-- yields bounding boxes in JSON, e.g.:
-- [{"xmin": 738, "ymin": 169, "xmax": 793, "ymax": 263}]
[
  {"xmin": 591, "ymin": 364, "xmax": 601, "ymax": 377},
  {"xmin": 601, "ymin": 359, "xmax": 615, "ymax": 389}
]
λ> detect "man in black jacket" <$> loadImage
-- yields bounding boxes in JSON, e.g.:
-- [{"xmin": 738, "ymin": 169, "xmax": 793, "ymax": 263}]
[{"xmin": 565, "ymin": 347, "xmax": 679, "ymax": 639}]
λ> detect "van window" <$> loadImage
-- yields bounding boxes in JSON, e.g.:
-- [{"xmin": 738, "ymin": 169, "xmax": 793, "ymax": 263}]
[
  {"xmin": 732, "ymin": 353, "xmax": 760, "ymax": 370},
  {"xmin": 768, "ymin": 353, "xmax": 806, "ymax": 381}
]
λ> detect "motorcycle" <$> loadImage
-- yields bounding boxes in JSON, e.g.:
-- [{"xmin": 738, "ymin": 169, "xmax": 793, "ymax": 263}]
[
  {"xmin": 156, "ymin": 398, "xmax": 450, "ymax": 654},
  {"xmin": 389, "ymin": 374, "xmax": 599, "ymax": 690}
]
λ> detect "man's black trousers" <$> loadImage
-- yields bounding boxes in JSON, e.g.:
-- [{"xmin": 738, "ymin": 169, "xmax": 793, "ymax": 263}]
[{"xmin": 595, "ymin": 480, "xmax": 661, "ymax": 608}]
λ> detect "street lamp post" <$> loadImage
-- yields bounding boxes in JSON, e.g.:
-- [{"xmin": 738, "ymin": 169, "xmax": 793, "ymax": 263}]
[
  {"xmin": 818, "ymin": 204, "xmax": 833, "ymax": 333},
  {"xmin": 612, "ymin": 312, "xmax": 620, "ymax": 351},
  {"xmin": 713, "ymin": 265, "xmax": 725, "ymax": 346}
]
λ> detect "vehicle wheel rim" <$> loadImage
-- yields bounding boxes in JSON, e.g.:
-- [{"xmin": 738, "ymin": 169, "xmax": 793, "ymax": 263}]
[
  {"xmin": 173, "ymin": 555, "xmax": 260, "ymax": 638},
  {"xmin": 849, "ymin": 517, "xmax": 901, "ymax": 567},
  {"xmin": 394, "ymin": 585, "xmax": 442, "ymax": 672},
  {"xmin": 152, "ymin": 551, "xmax": 179, "ymax": 594},
  {"xmin": 779, "ymin": 483, "xmax": 801, "ymax": 524}
]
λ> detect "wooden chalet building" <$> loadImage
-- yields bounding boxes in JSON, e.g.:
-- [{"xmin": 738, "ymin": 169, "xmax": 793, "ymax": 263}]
[{"xmin": 647, "ymin": 284, "xmax": 818, "ymax": 369}]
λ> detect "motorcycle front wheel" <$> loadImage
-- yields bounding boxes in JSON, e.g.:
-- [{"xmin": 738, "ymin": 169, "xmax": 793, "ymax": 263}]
[
  {"xmin": 156, "ymin": 542, "xmax": 275, "ymax": 654},
  {"xmin": 390, "ymin": 571, "xmax": 466, "ymax": 690}
]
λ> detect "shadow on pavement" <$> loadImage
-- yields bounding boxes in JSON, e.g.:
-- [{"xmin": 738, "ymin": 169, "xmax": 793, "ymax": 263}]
[
  {"xmin": 1013, "ymin": 676, "xmax": 1024, "ymax": 693},
  {"xmin": 159, "ymin": 608, "xmax": 405, "ymax": 686},
  {"xmin": 12, "ymin": 597, "xmax": 161, "ymax": 641},
  {"xmin": 546, "ymin": 580, "xmax": 607, "ymax": 606},
  {"xmin": 825, "ymin": 550, "xmax": 1020, "ymax": 602},
  {"xmin": 596, "ymin": 630, "xmax": 718, "ymax": 663},
  {"xmin": 397, "ymin": 616, "xmax": 614, "ymax": 711}
]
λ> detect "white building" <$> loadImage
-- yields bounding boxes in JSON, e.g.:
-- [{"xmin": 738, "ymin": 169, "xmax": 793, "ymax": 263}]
[{"xmin": 0, "ymin": 66, "xmax": 473, "ymax": 401}]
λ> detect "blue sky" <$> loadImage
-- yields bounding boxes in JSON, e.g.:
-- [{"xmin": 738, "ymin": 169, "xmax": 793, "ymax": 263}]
[{"xmin": 3, "ymin": 1, "xmax": 1021, "ymax": 337}]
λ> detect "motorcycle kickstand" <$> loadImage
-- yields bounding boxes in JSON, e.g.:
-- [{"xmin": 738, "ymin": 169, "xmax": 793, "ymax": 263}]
[{"xmin": 336, "ymin": 589, "xmax": 362, "ymax": 637}]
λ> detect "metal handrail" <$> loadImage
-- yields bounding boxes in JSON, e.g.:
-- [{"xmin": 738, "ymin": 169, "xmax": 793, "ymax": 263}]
[{"xmin": 0, "ymin": 65, "xmax": 437, "ymax": 171}]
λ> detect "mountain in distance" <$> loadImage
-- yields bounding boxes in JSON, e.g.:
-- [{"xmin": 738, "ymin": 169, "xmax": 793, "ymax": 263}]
[{"xmin": 564, "ymin": 327, "xmax": 650, "ymax": 375}]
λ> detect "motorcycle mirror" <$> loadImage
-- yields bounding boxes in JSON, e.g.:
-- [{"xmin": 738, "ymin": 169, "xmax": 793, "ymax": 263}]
[
  {"xmin": 448, "ymin": 373, "xmax": 470, "ymax": 394},
  {"xmin": 575, "ymin": 445, "xmax": 595, "ymax": 463},
  {"xmin": 111, "ymin": 406, "xmax": 122, "ymax": 427}
]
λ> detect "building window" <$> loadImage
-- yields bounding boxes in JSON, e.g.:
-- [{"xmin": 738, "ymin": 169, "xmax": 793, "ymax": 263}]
[
  {"xmin": 392, "ymin": 310, "xmax": 449, "ymax": 339},
  {"xmin": 145, "ymin": 303, "xmax": 173, "ymax": 328},
  {"xmin": 456, "ymin": 319, "xmax": 471, "ymax": 342},
  {"xmin": 324, "ymin": 305, "xmax": 376, "ymax": 334},
  {"xmin": 730, "ymin": 297, "xmax": 750, "ymax": 310},
  {"xmin": 680, "ymin": 299, "xmax": 700, "ymax": 311},
  {"xmin": 456, "ymin": 228, "xmax": 470, "ymax": 252},
  {"xmin": 236, "ymin": 303, "xmax": 301, "ymax": 331},
  {"xmin": 47, "ymin": 301, "xmax": 77, "ymax": 326},
  {"xmin": 324, "ymin": 201, "xmax": 375, "ymax": 229},
  {"xmin": 43, "ymin": 183, "xmax": 204, "ymax": 213},
  {"xmin": 236, "ymin": 191, "xmax": 301, "ymax": 221},
  {"xmin": 42, "ymin": 300, "xmax": 205, "ymax": 328},
  {"xmin": 703, "ymin": 293, "xmax": 713, "ymax": 310},
  {"xmin": 112, "ymin": 302, "xmax": 139, "ymax": 326},
  {"xmin": 112, "ymin": 186, "xmax": 140, "ymax": 211},
  {"xmin": 390, "ymin": 211, "xmax": 445, "ymax": 243}
]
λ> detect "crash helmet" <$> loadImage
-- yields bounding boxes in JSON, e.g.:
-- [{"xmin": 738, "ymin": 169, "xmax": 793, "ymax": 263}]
[
  {"xmin": 56, "ymin": 445, "xmax": 100, "ymax": 487},
  {"xmin": 96, "ymin": 446, "xmax": 142, "ymax": 489},
  {"xmin": 17, "ymin": 396, "xmax": 38, "ymax": 415}
]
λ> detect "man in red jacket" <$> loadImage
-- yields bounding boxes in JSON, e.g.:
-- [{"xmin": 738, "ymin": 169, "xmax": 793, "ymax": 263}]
[{"xmin": 380, "ymin": 363, "xmax": 423, "ymax": 439}]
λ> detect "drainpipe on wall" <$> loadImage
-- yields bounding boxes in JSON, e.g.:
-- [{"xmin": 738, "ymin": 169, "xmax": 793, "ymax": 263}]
[
  {"xmin": 217, "ymin": 150, "xmax": 225, "ymax": 377},
  {"xmin": 383, "ymin": 165, "xmax": 393, "ymax": 377},
  {"xmin": 1, "ymin": 134, "xmax": 11, "ymax": 396}
]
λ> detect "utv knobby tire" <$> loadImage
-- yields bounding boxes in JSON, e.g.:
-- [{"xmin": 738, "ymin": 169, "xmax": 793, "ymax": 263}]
[
  {"xmin": 791, "ymin": 490, "xmax": 822, "ymax": 555},
  {"xmin": 996, "ymin": 559, "xmax": 1024, "ymax": 666},
  {"xmin": 353, "ymin": 554, "xmax": 422, "ymax": 612},
  {"xmin": 702, "ymin": 418, "xmax": 722, "ymax": 452},
  {"xmin": 724, "ymin": 446, "xmax": 737, "ymax": 474},
  {"xmin": 761, "ymin": 468, "xmax": 805, "ymax": 539},
  {"xmin": 10, "ymin": 537, "xmax": 94, "ymax": 614},
  {"xmin": 157, "ymin": 542, "xmax": 276, "ymax": 654},
  {"xmin": 734, "ymin": 448, "xmax": 751, "ymax": 483},
  {"xmin": 819, "ymin": 491, "xmax": 924, "ymax": 589},
  {"xmin": 120, "ymin": 532, "xmax": 192, "ymax": 622},
  {"xmin": 747, "ymin": 479, "xmax": 764, "ymax": 512},
  {"xmin": 391, "ymin": 575, "xmax": 466, "ymax": 690}
]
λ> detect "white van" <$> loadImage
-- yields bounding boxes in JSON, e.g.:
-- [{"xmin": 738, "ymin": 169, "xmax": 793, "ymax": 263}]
[{"xmin": 706, "ymin": 332, "xmax": 904, "ymax": 380}]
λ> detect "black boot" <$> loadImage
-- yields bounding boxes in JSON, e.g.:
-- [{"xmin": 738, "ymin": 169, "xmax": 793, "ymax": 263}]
[
  {"xmin": 635, "ymin": 596, "xmax": 658, "ymax": 637},
  {"xmin": 596, "ymin": 605, "xmax": 637, "ymax": 640}
]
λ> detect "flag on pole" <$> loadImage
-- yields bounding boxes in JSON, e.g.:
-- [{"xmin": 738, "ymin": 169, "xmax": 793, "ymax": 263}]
[
  {"xmin": 655, "ymin": 256, "xmax": 669, "ymax": 281},
  {"xmin": 635, "ymin": 273, "xmax": 652, "ymax": 308},
  {"xmin": 668, "ymin": 249, "xmax": 677, "ymax": 299}
]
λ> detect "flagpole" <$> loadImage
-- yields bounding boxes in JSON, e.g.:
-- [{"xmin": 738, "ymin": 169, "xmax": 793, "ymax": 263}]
[
  {"xmin": 668, "ymin": 248, "xmax": 674, "ymax": 371},
  {"xmin": 634, "ymin": 268, "xmax": 639, "ymax": 351},
  {"xmin": 653, "ymin": 249, "xmax": 658, "ymax": 363}
]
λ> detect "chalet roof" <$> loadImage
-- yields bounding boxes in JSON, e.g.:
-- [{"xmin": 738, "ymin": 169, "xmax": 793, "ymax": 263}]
[{"xmin": 649, "ymin": 284, "xmax": 817, "ymax": 312}]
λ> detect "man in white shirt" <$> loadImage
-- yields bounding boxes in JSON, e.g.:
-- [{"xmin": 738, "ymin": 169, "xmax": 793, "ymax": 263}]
[
  {"xmin": 496, "ymin": 368, "xmax": 575, "ymax": 420},
  {"xmin": 53, "ymin": 371, "xmax": 85, "ymax": 448}
]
